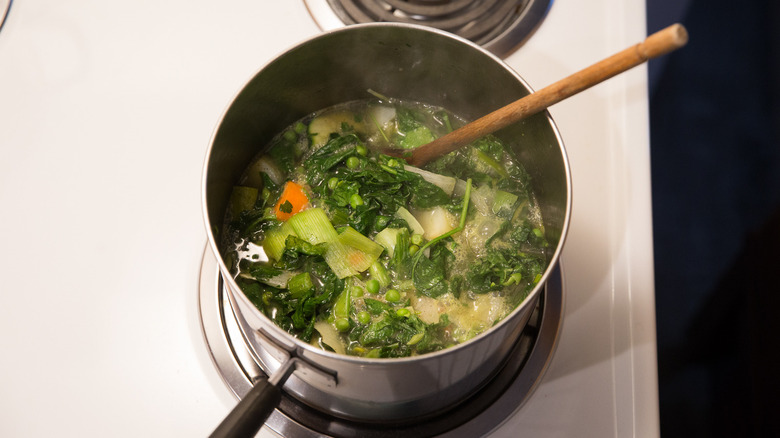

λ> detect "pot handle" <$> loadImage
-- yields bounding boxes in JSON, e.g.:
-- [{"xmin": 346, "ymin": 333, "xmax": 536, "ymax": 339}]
[{"xmin": 209, "ymin": 376, "xmax": 281, "ymax": 438}]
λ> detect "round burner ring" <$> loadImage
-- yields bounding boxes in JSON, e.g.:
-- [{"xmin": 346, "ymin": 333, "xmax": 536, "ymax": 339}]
[
  {"xmin": 198, "ymin": 247, "xmax": 565, "ymax": 437},
  {"xmin": 304, "ymin": 0, "xmax": 553, "ymax": 58}
]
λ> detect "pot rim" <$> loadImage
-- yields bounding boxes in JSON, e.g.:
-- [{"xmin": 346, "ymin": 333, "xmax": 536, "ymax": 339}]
[{"xmin": 201, "ymin": 22, "xmax": 573, "ymax": 366}]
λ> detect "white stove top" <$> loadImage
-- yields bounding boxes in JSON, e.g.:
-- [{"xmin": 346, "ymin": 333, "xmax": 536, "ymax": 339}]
[{"xmin": 0, "ymin": 1, "xmax": 658, "ymax": 436}]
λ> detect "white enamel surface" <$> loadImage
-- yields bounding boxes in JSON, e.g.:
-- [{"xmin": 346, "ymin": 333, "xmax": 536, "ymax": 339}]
[{"xmin": 0, "ymin": 1, "xmax": 657, "ymax": 437}]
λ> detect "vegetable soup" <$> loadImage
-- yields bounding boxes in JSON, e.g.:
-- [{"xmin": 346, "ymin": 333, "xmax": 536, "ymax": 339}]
[{"xmin": 222, "ymin": 95, "xmax": 549, "ymax": 358}]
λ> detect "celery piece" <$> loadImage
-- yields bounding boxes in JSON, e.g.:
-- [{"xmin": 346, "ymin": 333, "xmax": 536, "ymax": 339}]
[
  {"xmin": 287, "ymin": 207, "xmax": 338, "ymax": 244},
  {"xmin": 261, "ymin": 221, "xmax": 297, "ymax": 261},
  {"xmin": 228, "ymin": 186, "xmax": 258, "ymax": 218},
  {"xmin": 395, "ymin": 207, "xmax": 425, "ymax": 236},
  {"xmin": 288, "ymin": 272, "xmax": 314, "ymax": 298},
  {"xmin": 373, "ymin": 227, "xmax": 403, "ymax": 258},
  {"xmin": 492, "ymin": 190, "xmax": 519, "ymax": 217}
]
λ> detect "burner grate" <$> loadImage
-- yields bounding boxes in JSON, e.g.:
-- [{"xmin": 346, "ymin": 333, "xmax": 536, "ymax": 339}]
[{"xmin": 305, "ymin": 0, "xmax": 553, "ymax": 58}]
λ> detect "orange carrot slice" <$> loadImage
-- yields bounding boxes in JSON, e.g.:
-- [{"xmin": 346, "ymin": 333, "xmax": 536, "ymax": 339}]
[{"xmin": 274, "ymin": 181, "xmax": 309, "ymax": 221}]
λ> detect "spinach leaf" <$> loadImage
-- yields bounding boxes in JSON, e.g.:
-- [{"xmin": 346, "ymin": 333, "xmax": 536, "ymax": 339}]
[
  {"xmin": 466, "ymin": 247, "xmax": 546, "ymax": 294},
  {"xmin": 413, "ymin": 242, "xmax": 454, "ymax": 298},
  {"xmin": 357, "ymin": 309, "xmax": 450, "ymax": 358},
  {"xmin": 305, "ymin": 134, "xmax": 362, "ymax": 186}
]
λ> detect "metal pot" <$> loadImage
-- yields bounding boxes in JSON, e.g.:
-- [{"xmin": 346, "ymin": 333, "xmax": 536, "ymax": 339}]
[{"xmin": 202, "ymin": 23, "xmax": 571, "ymax": 435}]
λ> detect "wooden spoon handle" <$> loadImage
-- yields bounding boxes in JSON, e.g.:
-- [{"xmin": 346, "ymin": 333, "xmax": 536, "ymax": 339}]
[{"xmin": 407, "ymin": 23, "xmax": 689, "ymax": 167}]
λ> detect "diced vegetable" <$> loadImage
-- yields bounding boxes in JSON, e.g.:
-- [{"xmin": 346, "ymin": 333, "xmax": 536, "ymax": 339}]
[
  {"xmin": 338, "ymin": 227, "xmax": 384, "ymax": 263},
  {"xmin": 286, "ymin": 207, "xmax": 338, "ymax": 244},
  {"xmin": 368, "ymin": 260, "xmax": 390, "ymax": 288},
  {"xmin": 288, "ymin": 272, "xmax": 314, "ymax": 298},
  {"xmin": 228, "ymin": 186, "xmax": 258, "ymax": 218},
  {"xmin": 324, "ymin": 240, "xmax": 360, "ymax": 279},
  {"xmin": 373, "ymin": 227, "xmax": 403, "ymax": 257},
  {"xmin": 313, "ymin": 320, "xmax": 346, "ymax": 355},
  {"xmin": 332, "ymin": 285, "xmax": 352, "ymax": 332},
  {"xmin": 395, "ymin": 207, "xmax": 425, "ymax": 236},
  {"xmin": 336, "ymin": 227, "xmax": 384, "ymax": 274},
  {"xmin": 274, "ymin": 181, "xmax": 309, "ymax": 221},
  {"xmin": 470, "ymin": 184, "xmax": 495, "ymax": 216},
  {"xmin": 414, "ymin": 206, "xmax": 456, "ymax": 240},
  {"xmin": 244, "ymin": 155, "xmax": 284, "ymax": 187},
  {"xmin": 261, "ymin": 221, "xmax": 297, "ymax": 261},
  {"xmin": 366, "ymin": 105, "xmax": 396, "ymax": 139},
  {"xmin": 492, "ymin": 190, "xmax": 518, "ymax": 217},
  {"xmin": 403, "ymin": 165, "xmax": 457, "ymax": 195},
  {"xmin": 308, "ymin": 110, "xmax": 365, "ymax": 148},
  {"xmin": 334, "ymin": 286, "xmax": 351, "ymax": 318},
  {"xmin": 399, "ymin": 126, "xmax": 435, "ymax": 149}
]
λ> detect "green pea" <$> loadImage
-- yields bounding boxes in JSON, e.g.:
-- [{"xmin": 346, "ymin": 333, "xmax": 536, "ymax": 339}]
[
  {"xmin": 357, "ymin": 311, "xmax": 371, "ymax": 324},
  {"xmin": 385, "ymin": 289, "xmax": 400, "ymax": 303},
  {"xmin": 352, "ymin": 286, "xmax": 364, "ymax": 298},
  {"xmin": 349, "ymin": 193, "xmax": 364, "ymax": 209},
  {"xmin": 365, "ymin": 279, "xmax": 380, "ymax": 294},
  {"xmin": 396, "ymin": 308, "xmax": 411, "ymax": 318},
  {"xmin": 328, "ymin": 177, "xmax": 339, "ymax": 190},
  {"xmin": 335, "ymin": 318, "xmax": 350, "ymax": 332},
  {"xmin": 374, "ymin": 215, "xmax": 390, "ymax": 229},
  {"xmin": 356, "ymin": 144, "xmax": 368, "ymax": 156},
  {"xmin": 346, "ymin": 156, "xmax": 360, "ymax": 169},
  {"xmin": 408, "ymin": 244, "xmax": 419, "ymax": 256}
]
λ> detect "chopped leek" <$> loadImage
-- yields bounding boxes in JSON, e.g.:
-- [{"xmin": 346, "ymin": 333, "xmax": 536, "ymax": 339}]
[
  {"xmin": 395, "ymin": 207, "xmax": 425, "ymax": 236},
  {"xmin": 228, "ymin": 186, "xmax": 258, "ymax": 218},
  {"xmin": 373, "ymin": 227, "xmax": 403, "ymax": 257},
  {"xmin": 403, "ymin": 165, "xmax": 457, "ymax": 196},
  {"xmin": 414, "ymin": 206, "xmax": 456, "ymax": 240},
  {"xmin": 338, "ymin": 227, "xmax": 384, "ymax": 262},
  {"xmin": 261, "ymin": 222, "xmax": 297, "ymax": 261},
  {"xmin": 313, "ymin": 320, "xmax": 346, "ymax": 355},
  {"xmin": 244, "ymin": 156, "xmax": 284, "ymax": 187},
  {"xmin": 492, "ymin": 190, "xmax": 519, "ymax": 217},
  {"xmin": 287, "ymin": 207, "xmax": 338, "ymax": 244},
  {"xmin": 324, "ymin": 240, "xmax": 360, "ymax": 279},
  {"xmin": 323, "ymin": 227, "xmax": 384, "ymax": 276}
]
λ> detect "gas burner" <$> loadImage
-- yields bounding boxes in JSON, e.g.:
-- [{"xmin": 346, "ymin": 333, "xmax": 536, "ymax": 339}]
[
  {"xmin": 304, "ymin": 0, "xmax": 552, "ymax": 58},
  {"xmin": 199, "ymin": 247, "xmax": 564, "ymax": 437}
]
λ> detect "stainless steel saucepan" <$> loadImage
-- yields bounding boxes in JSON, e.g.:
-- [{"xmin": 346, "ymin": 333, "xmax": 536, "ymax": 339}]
[{"xmin": 202, "ymin": 23, "xmax": 571, "ymax": 436}]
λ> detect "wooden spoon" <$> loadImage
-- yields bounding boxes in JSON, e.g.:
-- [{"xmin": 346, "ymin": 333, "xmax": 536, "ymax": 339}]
[{"xmin": 404, "ymin": 23, "xmax": 689, "ymax": 167}]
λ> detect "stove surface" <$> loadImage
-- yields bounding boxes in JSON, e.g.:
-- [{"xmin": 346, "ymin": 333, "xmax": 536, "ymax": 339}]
[{"xmin": 0, "ymin": 1, "xmax": 657, "ymax": 437}]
